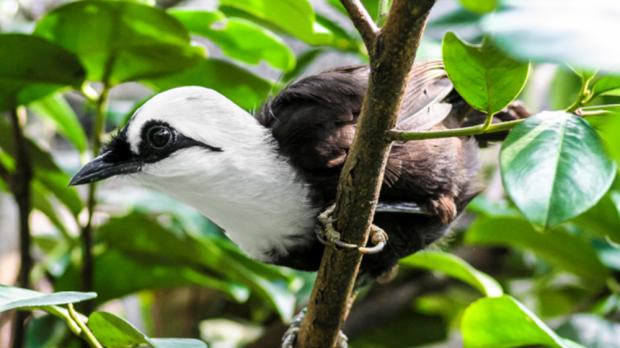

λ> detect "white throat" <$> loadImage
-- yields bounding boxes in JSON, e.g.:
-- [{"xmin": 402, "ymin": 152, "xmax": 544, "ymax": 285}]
[{"xmin": 130, "ymin": 88, "xmax": 319, "ymax": 260}]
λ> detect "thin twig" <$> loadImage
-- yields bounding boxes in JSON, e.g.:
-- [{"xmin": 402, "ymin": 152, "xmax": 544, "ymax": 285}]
[
  {"xmin": 8, "ymin": 106, "xmax": 33, "ymax": 348},
  {"xmin": 388, "ymin": 108, "xmax": 618, "ymax": 142},
  {"xmin": 388, "ymin": 119, "xmax": 522, "ymax": 141},
  {"xmin": 340, "ymin": 0, "xmax": 378, "ymax": 52},
  {"xmin": 296, "ymin": 1, "xmax": 436, "ymax": 347}
]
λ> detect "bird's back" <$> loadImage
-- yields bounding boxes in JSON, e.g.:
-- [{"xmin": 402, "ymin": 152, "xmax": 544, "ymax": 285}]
[{"xmin": 257, "ymin": 61, "xmax": 501, "ymax": 277}]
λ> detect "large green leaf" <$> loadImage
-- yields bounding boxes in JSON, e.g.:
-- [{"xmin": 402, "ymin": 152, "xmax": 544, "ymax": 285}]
[
  {"xmin": 442, "ymin": 32, "xmax": 529, "ymax": 115},
  {"xmin": 29, "ymin": 93, "xmax": 87, "ymax": 154},
  {"xmin": 88, "ymin": 312, "xmax": 149, "ymax": 347},
  {"xmin": 400, "ymin": 251, "xmax": 503, "ymax": 297},
  {"xmin": 461, "ymin": 295, "xmax": 582, "ymax": 348},
  {"xmin": 55, "ymin": 248, "xmax": 250, "ymax": 305},
  {"xmin": 0, "ymin": 285, "xmax": 96, "ymax": 312},
  {"xmin": 219, "ymin": 0, "xmax": 332, "ymax": 45},
  {"xmin": 0, "ymin": 33, "xmax": 85, "ymax": 111},
  {"xmin": 88, "ymin": 311, "xmax": 207, "ymax": 348},
  {"xmin": 35, "ymin": 0, "xmax": 202, "ymax": 85},
  {"xmin": 482, "ymin": 0, "xmax": 620, "ymax": 72},
  {"xmin": 591, "ymin": 76, "xmax": 620, "ymax": 99},
  {"xmin": 459, "ymin": 0, "xmax": 497, "ymax": 14},
  {"xmin": 170, "ymin": 9, "xmax": 295, "ymax": 71},
  {"xmin": 145, "ymin": 58, "xmax": 273, "ymax": 110},
  {"xmin": 465, "ymin": 217, "xmax": 609, "ymax": 285},
  {"xmin": 500, "ymin": 111, "xmax": 616, "ymax": 228}
]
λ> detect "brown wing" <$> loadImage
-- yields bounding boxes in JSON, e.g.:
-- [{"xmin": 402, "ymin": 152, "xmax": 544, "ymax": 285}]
[{"xmin": 258, "ymin": 61, "xmax": 476, "ymax": 214}]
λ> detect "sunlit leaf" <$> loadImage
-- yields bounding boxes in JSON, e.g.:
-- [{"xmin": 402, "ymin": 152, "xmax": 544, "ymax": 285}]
[
  {"xmin": 442, "ymin": 32, "xmax": 529, "ymax": 115},
  {"xmin": 500, "ymin": 111, "xmax": 616, "ymax": 229},
  {"xmin": 400, "ymin": 251, "xmax": 503, "ymax": 297},
  {"xmin": 0, "ymin": 285, "xmax": 96, "ymax": 312},
  {"xmin": 591, "ymin": 75, "xmax": 620, "ymax": 99},
  {"xmin": 466, "ymin": 217, "xmax": 609, "ymax": 285},
  {"xmin": 88, "ymin": 312, "xmax": 149, "ymax": 347},
  {"xmin": 219, "ymin": 0, "xmax": 332, "ymax": 45},
  {"xmin": 462, "ymin": 295, "xmax": 582, "ymax": 348},
  {"xmin": 88, "ymin": 311, "xmax": 208, "ymax": 348},
  {"xmin": 482, "ymin": 0, "xmax": 620, "ymax": 72},
  {"xmin": 29, "ymin": 93, "xmax": 87, "ymax": 154},
  {"xmin": 35, "ymin": 0, "xmax": 202, "ymax": 85},
  {"xmin": 0, "ymin": 33, "xmax": 85, "ymax": 112},
  {"xmin": 145, "ymin": 58, "xmax": 273, "ymax": 110},
  {"xmin": 459, "ymin": 0, "xmax": 497, "ymax": 14},
  {"xmin": 170, "ymin": 9, "xmax": 295, "ymax": 71}
]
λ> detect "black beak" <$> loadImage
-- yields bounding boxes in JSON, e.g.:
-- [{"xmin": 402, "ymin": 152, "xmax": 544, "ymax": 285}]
[{"xmin": 69, "ymin": 151, "xmax": 142, "ymax": 186}]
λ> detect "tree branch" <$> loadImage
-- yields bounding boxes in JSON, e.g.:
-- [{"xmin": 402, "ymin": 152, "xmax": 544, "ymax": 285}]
[
  {"xmin": 8, "ymin": 106, "xmax": 33, "ymax": 348},
  {"xmin": 81, "ymin": 85, "xmax": 110, "ymax": 313},
  {"xmin": 340, "ymin": 0, "xmax": 378, "ymax": 52},
  {"xmin": 296, "ymin": 1, "xmax": 436, "ymax": 347}
]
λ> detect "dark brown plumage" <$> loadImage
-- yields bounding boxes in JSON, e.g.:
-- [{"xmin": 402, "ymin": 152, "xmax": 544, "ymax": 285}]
[{"xmin": 257, "ymin": 61, "xmax": 526, "ymax": 277}]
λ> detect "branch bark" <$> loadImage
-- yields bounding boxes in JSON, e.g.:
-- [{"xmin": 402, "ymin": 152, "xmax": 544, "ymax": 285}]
[
  {"xmin": 340, "ymin": 0, "xmax": 378, "ymax": 52},
  {"xmin": 296, "ymin": 1, "xmax": 436, "ymax": 347},
  {"xmin": 8, "ymin": 106, "xmax": 33, "ymax": 348}
]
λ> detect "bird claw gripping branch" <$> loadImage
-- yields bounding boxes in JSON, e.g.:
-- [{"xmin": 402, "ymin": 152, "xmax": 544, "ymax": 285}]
[
  {"xmin": 316, "ymin": 204, "xmax": 389, "ymax": 254},
  {"xmin": 281, "ymin": 307, "xmax": 348, "ymax": 348}
]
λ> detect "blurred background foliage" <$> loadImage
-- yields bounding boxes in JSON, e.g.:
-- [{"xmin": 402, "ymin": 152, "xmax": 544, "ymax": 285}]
[{"xmin": 0, "ymin": 0, "xmax": 619, "ymax": 347}]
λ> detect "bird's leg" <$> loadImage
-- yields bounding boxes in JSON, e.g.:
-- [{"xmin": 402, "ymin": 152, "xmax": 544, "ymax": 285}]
[
  {"xmin": 316, "ymin": 203, "xmax": 388, "ymax": 254},
  {"xmin": 281, "ymin": 307, "xmax": 348, "ymax": 348}
]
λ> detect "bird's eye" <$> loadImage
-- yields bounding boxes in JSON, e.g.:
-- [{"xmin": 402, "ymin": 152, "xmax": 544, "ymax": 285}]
[{"xmin": 146, "ymin": 125, "xmax": 173, "ymax": 149}]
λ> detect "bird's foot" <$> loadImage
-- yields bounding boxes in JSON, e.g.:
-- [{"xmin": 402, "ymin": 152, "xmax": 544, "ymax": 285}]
[
  {"xmin": 316, "ymin": 204, "xmax": 388, "ymax": 254},
  {"xmin": 281, "ymin": 307, "xmax": 348, "ymax": 348}
]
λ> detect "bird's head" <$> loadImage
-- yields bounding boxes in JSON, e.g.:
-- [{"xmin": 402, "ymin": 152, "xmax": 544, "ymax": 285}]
[{"xmin": 70, "ymin": 86, "xmax": 268, "ymax": 189}]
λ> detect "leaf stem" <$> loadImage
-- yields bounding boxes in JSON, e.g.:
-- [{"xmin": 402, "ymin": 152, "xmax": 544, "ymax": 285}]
[
  {"xmin": 567, "ymin": 72, "xmax": 596, "ymax": 112},
  {"xmin": 81, "ymin": 85, "xmax": 110, "ymax": 311},
  {"xmin": 68, "ymin": 304, "xmax": 103, "ymax": 348}
]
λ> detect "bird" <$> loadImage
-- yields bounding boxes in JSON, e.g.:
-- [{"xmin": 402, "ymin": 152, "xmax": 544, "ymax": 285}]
[{"xmin": 70, "ymin": 60, "xmax": 526, "ymax": 279}]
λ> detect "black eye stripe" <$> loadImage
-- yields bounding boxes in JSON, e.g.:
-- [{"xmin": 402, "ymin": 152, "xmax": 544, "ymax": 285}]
[{"xmin": 138, "ymin": 120, "xmax": 222, "ymax": 163}]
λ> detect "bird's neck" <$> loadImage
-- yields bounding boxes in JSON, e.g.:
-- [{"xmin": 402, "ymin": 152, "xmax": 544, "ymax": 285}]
[{"xmin": 143, "ymin": 127, "xmax": 319, "ymax": 261}]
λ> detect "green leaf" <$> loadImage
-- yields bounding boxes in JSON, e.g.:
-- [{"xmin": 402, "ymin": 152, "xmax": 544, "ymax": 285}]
[
  {"xmin": 219, "ymin": 0, "xmax": 332, "ymax": 45},
  {"xmin": 36, "ymin": 170, "xmax": 83, "ymax": 217},
  {"xmin": 29, "ymin": 93, "xmax": 87, "ymax": 154},
  {"xmin": 482, "ymin": 0, "xmax": 620, "ymax": 72},
  {"xmin": 149, "ymin": 338, "xmax": 208, "ymax": 348},
  {"xmin": 31, "ymin": 181, "xmax": 72, "ymax": 238},
  {"xmin": 0, "ymin": 285, "xmax": 96, "ymax": 312},
  {"xmin": 591, "ymin": 76, "xmax": 620, "ymax": 99},
  {"xmin": 459, "ymin": 0, "xmax": 497, "ymax": 14},
  {"xmin": 500, "ymin": 111, "xmax": 616, "ymax": 229},
  {"xmin": 442, "ymin": 32, "xmax": 529, "ymax": 115},
  {"xmin": 56, "ymin": 248, "xmax": 250, "ymax": 305},
  {"xmin": 35, "ymin": 0, "xmax": 202, "ymax": 85},
  {"xmin": 465, "ymin": 217, "xmax": 609, "ymax": 285},
  {"xmin": 145, "ymin": 58, "xmax": 273, "ymax": 110},
  {"xmin": 461, "ymin": 295, "xmax": 581, "ymax": 348},
  {"xmin": 572, "ymin": 192, "xmax": 620, "ymax": 243},
  {"xmin": 88, "ymin": 311, "xmax": 208, "ymax": 348},
  {"xmin": 170, "ymin": 9, "xmax": 295, "ymax": 71},
  {"xmin": 282, "ymin": 48, "xmax": 325, "ymax": 82},
  {"xmin": 400, "ymin": 251, "xmax": 503, "ymax": 297},
  {"xmin": 88, "ymin": 311, "xmax": 149, "ymax": 347},
  {"xmin": 0, "ymin": 33, "xmax": 85, "ymax": 112}
]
